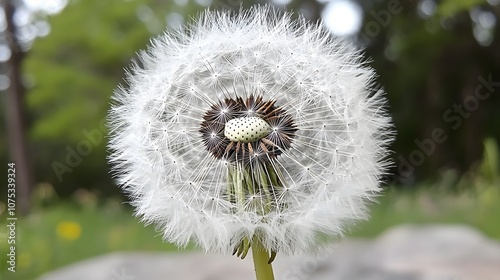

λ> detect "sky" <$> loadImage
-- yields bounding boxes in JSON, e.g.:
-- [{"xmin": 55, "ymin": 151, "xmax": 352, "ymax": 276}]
[
  {"xmin": 320, "ymin": 0, "xmax": 362, "ymax": 36},
  {"xmin": 272, "ymin": 0, "xmax": 362, "ymax": 35}
]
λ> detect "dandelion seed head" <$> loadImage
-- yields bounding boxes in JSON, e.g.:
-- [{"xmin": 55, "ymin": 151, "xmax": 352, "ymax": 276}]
[
  {"xmin": 108, "ymin": 5, "xmax": 393, "ymax": 255},
  {"xmin": 224, "ymin": 116, "xmax": 271, "ymax": 143}
]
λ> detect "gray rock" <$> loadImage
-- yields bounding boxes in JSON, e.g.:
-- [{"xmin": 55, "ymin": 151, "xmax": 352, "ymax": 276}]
[{"xmin": 38, "ymin": 224, "xmax": 500, "ymax": 280}]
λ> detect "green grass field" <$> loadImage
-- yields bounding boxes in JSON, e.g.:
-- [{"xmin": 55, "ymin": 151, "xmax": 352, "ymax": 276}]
[{"xmin": 1, "ymin": 181, "xmax": 499, "ymax": 280}]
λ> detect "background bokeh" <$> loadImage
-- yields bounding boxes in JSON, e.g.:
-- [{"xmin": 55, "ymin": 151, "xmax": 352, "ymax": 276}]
[{"xmin": 0, "ymin": 0, "xmax": 499, "ymax": 279}]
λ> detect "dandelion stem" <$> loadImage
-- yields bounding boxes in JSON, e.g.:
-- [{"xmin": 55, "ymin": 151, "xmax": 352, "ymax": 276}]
[
  {"xmin": 234, "ymin": 167, "xmax": 245, "ymax": 208},
  {"xmin": 252, "ymin": 237, "xmax": 275, "ymax": 280},
  {"xmin": 259, "ymin": 170, "xmax": 272, "ymax": 214}
]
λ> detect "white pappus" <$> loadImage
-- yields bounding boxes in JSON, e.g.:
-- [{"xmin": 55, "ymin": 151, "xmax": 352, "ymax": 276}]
[{"xmin": 107, "ymin": 5, "xmax": 393, "ymax": 256}]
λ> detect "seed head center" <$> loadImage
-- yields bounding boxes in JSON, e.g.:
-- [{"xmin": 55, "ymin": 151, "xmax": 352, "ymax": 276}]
[
  {"xmin": 199, "ymin": 95, "xmax": 297, "ymax": 163},
  {"xmin": 224, "ymin": 116, "xmax": 271, "ymax": 143}
]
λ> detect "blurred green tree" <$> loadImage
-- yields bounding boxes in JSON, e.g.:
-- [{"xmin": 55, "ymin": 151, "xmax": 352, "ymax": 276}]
[
  {"xmin": 23, "ymin": 0, "xmax": 204, "ymax": 197},
  {"xmin": 358, "ymin": 0, "xmax": 500, "ymax": 183},
  {"xmin": 3, "ymin": 0, "xmax": 498, "ymax": 205},
  {"xmin": 2, "ymin": 0, "xmax": 33, "ymax": 214}
]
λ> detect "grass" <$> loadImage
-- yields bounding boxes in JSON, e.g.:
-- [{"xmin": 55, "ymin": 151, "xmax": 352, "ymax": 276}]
[
  {"xmin": 352, "ymin": 185, "xmax": 500, "ymax": 239},
  {"xmin": 0, "ymin": 199, "xmax": 179, "ymax": 280},
  {"xmin": 1, "ymin": 182, "xmax": 499, "ymax": 280}
]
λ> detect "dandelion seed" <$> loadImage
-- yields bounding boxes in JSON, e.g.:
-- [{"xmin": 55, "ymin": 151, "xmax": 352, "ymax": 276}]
[{"xmin": 108, "ymin": 5, "xmax": 393, "ymax": 280}]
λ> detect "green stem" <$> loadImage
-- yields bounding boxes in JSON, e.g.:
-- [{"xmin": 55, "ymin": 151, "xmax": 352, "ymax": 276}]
[
  {"xmin": 234, "ymin": 168, "xmax": 245, "ymax": 208},
  {"xmin": 252, "ymin": 237, "xmax": 275, "ymax": 280}
]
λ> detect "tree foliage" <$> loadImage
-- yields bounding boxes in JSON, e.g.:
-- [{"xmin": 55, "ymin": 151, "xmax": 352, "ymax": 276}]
[
  {"xmin": 4, "ymin": 0, "xmax": 498, "ymax": 200},
  {"xmin": 23, "ymin": 0, "xmax": 204, "ymax": 196},
  {"xmin": 360, "ymin": 0, "xmax": 500, "ymax": 182}
]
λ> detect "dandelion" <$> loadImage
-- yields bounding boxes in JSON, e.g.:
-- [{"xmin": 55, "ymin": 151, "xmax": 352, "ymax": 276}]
[
  {"xmin": 108, "ymin": 5, "xmax": 392, "ymax": 280},
  {"xmin": 56, "ymin": 221, "xmax": 82, "ymax": 241}
]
